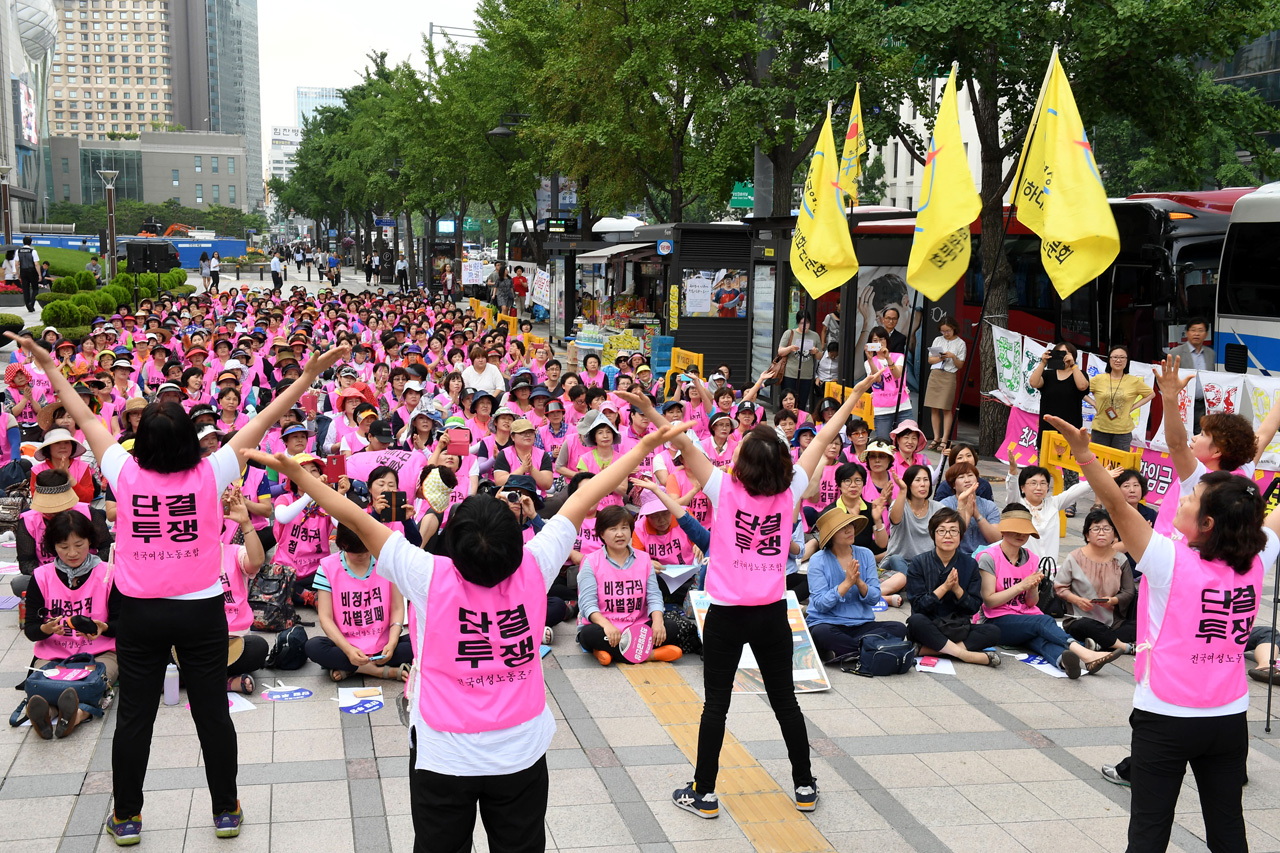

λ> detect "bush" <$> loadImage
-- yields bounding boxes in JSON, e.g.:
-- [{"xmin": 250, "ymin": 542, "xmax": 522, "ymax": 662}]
[
  {"xmin": 51, "ymin": 277, "xmax": 78, "ymax": 294},
  {"xmin": 41, "ymin": 300, "xmax": 83, "ymax": 327},
  {"xmin": 0, "ymin": 313, "xmax": 24, "ymax": 337},
  {"xmin": 166, "ymin": 284, "xmax": 197, "ymax": 298},
  {"xmin": 76, "ymin": 271, "xmax": 98, "ymax": 291},
  {"xmin": 105, "ymin": 284, "xmax": 132, "ymax": 306},
  {"xmin": 111, "ymin": 273, "xmax": 135, "ymax": 289},
  {"xmin": 94, "ymin": 291, "xmax": 117, "ymax": 313},
  {"xmin": 70, "ymin": 291, "xmax": 97, "ymax": 310},
  {"xmin": 139, "ymin": 273, "xmax": 158, "ymax": 290},
  {"xmin": 36, "ymin": 292, "xmax": 71, "ymax": 305}
]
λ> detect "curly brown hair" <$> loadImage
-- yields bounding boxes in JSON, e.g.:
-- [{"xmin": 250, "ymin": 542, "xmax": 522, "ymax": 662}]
[{"xmin": 1200, "ymin": 413, "xmax": 1256, "ymax": 473}]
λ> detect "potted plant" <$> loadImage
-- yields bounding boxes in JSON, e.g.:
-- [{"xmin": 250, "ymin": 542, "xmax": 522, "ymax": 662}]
[
  {"xmin": 0, "ymin": 313, "xmax": 25, "ymax": 337},
  {"xmin": 0, "ymin": 283, "xmax": 23, "ymax": 308}
]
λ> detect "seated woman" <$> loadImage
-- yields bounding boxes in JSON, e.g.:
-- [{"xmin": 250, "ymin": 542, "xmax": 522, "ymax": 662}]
[
  {"xmin": 14, "ymin": 470, "xmax": 111, "ymax": 597},
  {"xmin": 23, "ymin": 510, "xmax": 121, "ymax": 739},
  {"xmin": 365, "ymin": 465, "xmax": 422, "ymax": 547},
  {"xmin": 219, "ymin": 487, "xmax": 270, "ymax": 694},
  {"xmin": 937, "ymin": 461, "xmax": 1001, "ymax": 557},
  {"xmin": 576, "ymin": 505, "xmax": 686, "ymax": 666},
  {"xmin": 1054, "ymin": 509, "xmax": 1137, "ymax": 654},
  {"xmin": 878, "ymin": 464, "xmax": 941, "ymax": 606},
  {"xmin": 978, "ymin": 506, "xmax": 1122, "ymax": 679},
  {"xmin": 905, "ymin": 508, "xmax": 1002, "ymax": 667},
  {"xmin": 933, "ymin": 443, "xmax": 994, "ymax": 501},
  {"xmin": 1006, "ymin": 460, "xmax": 1094, "ymax": 568},
  {"xmin": 273, "ymin": 453, "xmax": 345, "ymax": 607},
  {"xmin": 304, "ymin": 522, "xmax": 412, "ymax": 682},
  {"xmin": 30, "ymin": 429, "xmax": 96, "ymax": 504},
  {"xmin": 805, "ymin": 505, "xmax": 908, "ymax": 661}
]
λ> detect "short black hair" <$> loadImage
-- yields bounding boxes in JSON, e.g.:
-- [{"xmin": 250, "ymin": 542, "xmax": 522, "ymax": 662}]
[
  {"xmin": 335, "ymin": 522, "xmax": 368, "ymax": 554},
  {"xmin": 43, "ymin": 509, "xmax": 97, "ymax": 557},
  {"xmin": 596, "ymin": 505, "xmax": 635, "ymax": 535},
  {"xmin": 135, "ymin": 401, "xmax": 202, "ymax": 473},
  {"xmin": 1184, "ymin": 316, "xmax": 1209, "ymax": 333},
  {"xmin": 835, "ymin": 461, "xmax": 867, "ymax": 487},
  {"xmin": 584, "ymin": 386, "xmax": 609, "ymax": 406},
  {"xmin": 566, "ymin": 471, "xmax": 593, "ymax": 496},
  {"xmin": 1114, "ymin": 468, "xmax": 1148, "ymax": 498},
  {"xmin": 1018, "ymin": 465, "xmax": 1052, "ymax": 494},
  {"xmin": 367, "ymin": 465, "xmax": 399, "ymax": 494},
  {"xmin": 443, "ymin": 495, "xmax": 525, "ymax": 587}
]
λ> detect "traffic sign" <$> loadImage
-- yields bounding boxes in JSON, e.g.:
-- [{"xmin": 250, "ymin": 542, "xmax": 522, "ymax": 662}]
[
  {"xmin": 374, "ymin": 218, "xmax": 396, "ymax": 227},
  {"xmin": 245, "ymin": 229, "xmax": 257, "ymax": 234},
  {"xmin": 328, "ymin": 229, "xmax": 338, "ymax": 237},
  {"xmin": 730, "ymin": 181, "xmax": 754, "ymax": 209}
]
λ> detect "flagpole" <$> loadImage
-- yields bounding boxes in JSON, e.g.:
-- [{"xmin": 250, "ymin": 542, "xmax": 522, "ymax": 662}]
[{"xmin": 943, "ymin": 52, "xmax": 1054, "ymax": 451}]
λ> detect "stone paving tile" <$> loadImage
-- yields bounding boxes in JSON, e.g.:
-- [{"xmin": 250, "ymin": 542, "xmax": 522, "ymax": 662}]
[
  {"xmin": 545, "ymin": 803, "xmax": 633, "ymax": 848},
  {"xmin": 94, "ymin": 827, "xmax": 187, "ymax": 852},
  {"xmin": 642, "ymin": 800, "xmax": 748, "ymax": 843},
  {"xmin": 273, "ymin": 727, "xmax": 347, "ymax": 762},
  {"xmin": 932, "ymin": 823, "xmax": 1030, "ymax": 853},
  {"xmin": 271, "ymin": 816, "xmax": 354, "ymax": 852},
  {"xmin": 594, "ymin": 716, "xmax": 675, "ymax": 747},
  {"xmin": 0, "ymin": 795, "xmax": 77, "ymax": 841},
  {"xmin": 886, "ymin": 786, "xmax": 992, "ymax": 828},
  {"xmin": 960, "ymin": 781, "xmax": 1061, "ymax": 824},
  {"xmin": 271, "ymin": 780, "xmax": 350, "ymax": 822},
  {"xmin": 853, "ymin": 753, "xmax": 948, "ymax": 789}
]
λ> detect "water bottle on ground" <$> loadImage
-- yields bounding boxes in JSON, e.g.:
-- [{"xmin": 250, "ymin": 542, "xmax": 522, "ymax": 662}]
[{"xmin": 163, "ymin": 664, "xmax": 180, "ymax": 706}]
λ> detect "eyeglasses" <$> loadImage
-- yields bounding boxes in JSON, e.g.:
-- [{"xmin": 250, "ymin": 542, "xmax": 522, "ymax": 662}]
[{"xmin": 936, "ymin": 528, "xmax": 960, "ymax": 538}]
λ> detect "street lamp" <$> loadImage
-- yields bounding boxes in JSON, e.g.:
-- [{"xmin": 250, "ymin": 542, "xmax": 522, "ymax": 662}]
[
  {"xmin": 98, "ymin": 169, "xmax": 119, "ymax": 284},
  {"xmin": 0, "ymin": 165, "xmax": 12, "ymax": 247}
]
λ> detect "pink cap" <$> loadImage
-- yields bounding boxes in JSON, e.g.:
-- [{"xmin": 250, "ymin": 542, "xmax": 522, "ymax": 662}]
[{"xmin": 637, "ymin": 492, "xmax": 667, "ymax": 516}]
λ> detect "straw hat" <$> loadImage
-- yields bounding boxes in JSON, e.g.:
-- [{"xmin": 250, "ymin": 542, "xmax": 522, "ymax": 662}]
[
  {"xmin": 997, "ymin": 507, "xmax": 1040, "ymax": 538},
  {"xmin": 30, "ymin": 472, "xmax": 79, "ymax": 514},
  {"xmin": 814, "ymin": 505, "xmax": 869, "ymax": 549},
  {"xmin": 36, "ymin": 399, "xmax": 68, "ymax": 433},
  {"xmin": 34, "ymin": 429, "xmax": 87, "ymax": 462}
]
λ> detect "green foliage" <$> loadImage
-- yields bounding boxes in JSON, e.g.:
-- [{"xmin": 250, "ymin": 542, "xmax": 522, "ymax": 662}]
[
  {"xmin": 111, "ymin": 273, "xmax": 135, "ymax": 289},
  {"xmin": 94, "ymin": 291, "xmax": 118, "ymax": 313},
  {"xmin": 51, "ymin": 277, "xmax": 78, "ymax": 294},
  {"xmin": 36, "ymin": 292, "xmax": 70, "ymax": 306},
  {"xmin": 105, "ymin": 285, "xmax": 133, "ymax": 306},
  {"xmin": 856, "ymin": 156, "xmax": 889, "ymax": 206},
  {"xmin": 41, "ymin": 300, "xmax": 85, "ymax": 327},
  {"xmin": 0, "ymin": 314, "xmax": 25, "ymax": 335},
  {"xmin": 45, "ymin": 199, "xmax": 267, "ymax": 240},
  {"xmin": 76, "ymin": 270, "xmax": 98, "ymax": 290},
  {"xmin": 70, "ymin": 292, "xmax": 97, "ymax": 312},
  {"xmin": 36, "ymin": 247, "xmax": 100, "ymax": 278},
  {"xmin": 166, "ymin": 285, "xmax": 197, "ymax": 298}
]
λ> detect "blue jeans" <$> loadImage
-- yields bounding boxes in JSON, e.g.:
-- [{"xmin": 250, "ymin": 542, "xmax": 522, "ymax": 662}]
[
  {"xmin": 879, "ymin": 554, "xmax": 909, "ymax": 578},
  {"xmin": 874, "ymin": 410, "xmax": 908, "ymax": 441},
  {"xmin": 987, "ymin": 613, "xmax": 1074, "ymax": 667}
]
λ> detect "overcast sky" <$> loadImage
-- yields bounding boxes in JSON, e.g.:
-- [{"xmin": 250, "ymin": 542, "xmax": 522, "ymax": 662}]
[{"xmin": 256, "ymin": 0, "xmax": 479, "ymax": 165}]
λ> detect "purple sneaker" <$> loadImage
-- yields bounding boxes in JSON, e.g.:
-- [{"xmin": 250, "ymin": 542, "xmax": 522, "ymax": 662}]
[
  {"xmin": 105, "ymin": 813, "xmax": 141, "ymax": 846},
  {"xmin": 214, "ymin": 801, "xmax": 243, "ymax": 838}
]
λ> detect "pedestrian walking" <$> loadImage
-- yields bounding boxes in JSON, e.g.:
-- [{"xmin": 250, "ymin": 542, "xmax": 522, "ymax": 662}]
[
  {"xmin": 396, "ymin": 254, "xmax": 409, "ymax": 294},
  {"xmin": 17, "ymin": 236, "xmax": 40, "ymax": 312},
  {"xmin": 270, "ymin": 251, "xmax": 283, "ymax": 289}
]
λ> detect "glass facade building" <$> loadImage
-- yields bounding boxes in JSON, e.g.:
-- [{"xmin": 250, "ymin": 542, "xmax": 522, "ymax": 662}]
[
  {"xmin": 78, "ymin": 148, "xmax": 142, "ymax": 204},
  {"xmin": 296, "ymin": 86, "xmax": 341, "ymax": 125},
  {"xmin": 1202, "ymin": 30, "xmax": 1280, "ymax": 148},
  {"xmin": 204, "ymin": 0, "xmax": 261, "ymax": 210}
]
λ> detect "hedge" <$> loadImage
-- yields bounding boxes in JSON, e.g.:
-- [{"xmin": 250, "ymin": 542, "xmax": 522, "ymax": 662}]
[
  {"xmin": 93, "ymin": 291, "xmax": 117, "ymax": 313},
  {"xmin": 167, "ymin": 284, "xmax": 197, "ymax": 298},
  {"xmin": 70, "ymin": 292, "xmax": 97, "ymax": 311},
  {"xmin": 42, "ymin": 300, "xmax": 84, "ymax": 327},
  {"xmin": 36, "ymin": 292, "xmax": 71, "ymax": 305},
  {"xmin": 76, "ymin": 271, "xmax": 98, "ymax": 291},
  {"xmin": 51, "ymin": 277, "xmax": 78, "ymax": 294},
  {"xmin": 105, "ymin": 284, "xmax": 132, "ymax": 306}
]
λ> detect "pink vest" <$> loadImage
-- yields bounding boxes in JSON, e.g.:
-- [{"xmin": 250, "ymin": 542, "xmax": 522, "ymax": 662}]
[
  {"xmin": 581, "ymin": 548, "xmax": 652, "ymax": 629},
  {"xmin": 668, "ymin": 465, "xmax": 712, "ymax": 526},
  {"xmin": 1134, "ymin": 539, "xmax": 1263, "ymax": 707},
  {"xmin": 705, "ymin": 477, "xmax": 791, "ymax": 606},
  {"xmin": 803, "ymin": 463, "xmax": 841, "ymax": 513},
  {"xmin": 21, "ymin": 503, "xmax": 93, "ymax": 566},
  {"xmin": 418, "ymin": 553, "xmax": 546, "ymax": 733},
  {"xmin": 580, "ymin": 449, "xmax": 623, "ymax": 509},
  {"xmin": 573, "ymin": 517, "xmax": 602, "ymax": 561},
  {"xmin": 113, "ymin": 457, "xmax": 223, "ymax": 598},
  {"xmin": 32, "ymin": 561, "xmax": 116, "ymax": 660},
  {"xmin": 218, "ymin": 544, "xmax": 254, "ymax": 633},
  {"xmin": 501, "ymin": 446, "xmax": 549, "ymax": 495},
  {"xmin": 636, "ymin": 520, "xmax": 692, "ymax": 566},
  {"xmin": 322, "ymin": 553, "xmax": 395, "ymax": 655},
  {"xmin": 706, "ymin": 437, "xmax": 735, "ymax": 470},
  {"xmin": 273, "ymin": 495, "xmax": 331, "ymax": 578},
  {"xmin": 538, "ymin": 423, "xmax": 569, "ymax": 464},
  {"xmin": 868, "ymin": 353, "xmax": 906, "ymax": 410},
  {"xmin": 979, "ymin": 544, "xmax": 1041, "ymax": 620}
]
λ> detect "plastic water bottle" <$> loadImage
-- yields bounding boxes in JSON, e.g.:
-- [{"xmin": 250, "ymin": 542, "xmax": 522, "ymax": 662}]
[{"xmin": 163, "ymin": 664, "xmax": 180, "ymax": 706}]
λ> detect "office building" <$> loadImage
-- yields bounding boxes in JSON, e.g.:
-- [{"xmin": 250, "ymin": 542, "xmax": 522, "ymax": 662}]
[
  {"xmin": 267, "ymin": 124, "xmax": 298, "ymax": 181},
  {"xmin": 5, "ymin": 0, "xmax": 59, "ymax": 224},
  {"xmin": 1203, "ymin": 30, "xmax": 1280, "ymax": 149},
  {"xmin": 47, "ymin": 129, "xmax": 247, "ymax": 209},
  {"xmin": 296, "ymin": 85, "xmax": 340, "ymax": 125},
  {"xmin": 171, "ymin": 0, "xmax": 261, "ymax": 211}
]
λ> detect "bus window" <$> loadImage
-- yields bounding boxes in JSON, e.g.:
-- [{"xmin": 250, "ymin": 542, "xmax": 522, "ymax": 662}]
[
  {"xmin": 1218, "ymin": 222, "xmax": 1280, "ymax": 318},
  {"xmin": 964, "ymin": 237, "xmax": 1053, "ymax": 319},
  {"xmin": 1060, "ymin": 281, "xmax": 1096, "ymax": 351},
  {"xmin": 1173, "ymin": 240, "xmax": 1223, "ymax": 318}
]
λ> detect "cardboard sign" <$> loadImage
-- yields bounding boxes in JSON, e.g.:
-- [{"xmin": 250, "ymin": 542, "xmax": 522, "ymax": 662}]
[
  {"xmin": 688, "ymin": 591, "xmax": 829, "ymax": 693},
  {"xmin": 996, "ymin": 405, "xmax": 1040, "ymax": 467}
]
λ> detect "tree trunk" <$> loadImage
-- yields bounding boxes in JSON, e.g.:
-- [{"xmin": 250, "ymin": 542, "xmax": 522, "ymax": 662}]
[
  {"xmin": 496, "ymin": 210, "xmax": 509, "ymax": 262},
  {"xmin": 404, "ymin": 206, "xmax": 417, "ymax": 286},
  {"xmin": 769, "ymin": 148, "xmax": 799, "ymax": 221},
  {"xmin": 975, "ymin": 148, "xmax": 1015, "ymax": 457}
]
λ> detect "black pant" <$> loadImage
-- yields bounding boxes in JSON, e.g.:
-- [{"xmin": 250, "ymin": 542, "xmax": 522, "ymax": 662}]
[
  {"xmin": 113, "ymin": 594, "xmax": 237, "ymax": 818},
  {"xmin": 695, "ymin": 600, "xmax": 811, "ymax": 792},
  {"xmin": 786, "ymin": 572, "xmax": 809, "ymax": 603},
  {"xmin": 409, "ymin": 735, "xmax": 548, "ymax": 853},
  {"xmin": 20, "ymin": 272, "xmax": 37, "ymax": 311},
  {"xmin": 305, "ymin": 635, "xmax": 412, "ymax": 672},
  {"xmin": 1127, "ymin": 709, "xmax": 1248, "ymax": 853},
  {"xmin": 210, "ymin": 271, "xmax": 220, "ymax": 288},
  {"xmin": 398, "ymin": 270, "xmax": 408, "ymax": 291},
  {"xmin": 810, "ymin": 620, "xmax": 908, "ymax": 658},
  {"xmin": 782, "ymin": 376, "xmax": 812, "ymax": 411},
  {"xmin": 271, "ymin": 271, "xmax": 283, "ymax": 289},
  {"xmin": 906, "ymin": 613, "xmax": 1002, "ymax": 653},
  {"xmin": 227, "ymin": 634, "xmax": 269, "ymax": 678},
  {"xmin": 1066, "ymin": 616, "xmax": 1136, "ymax": 649},
  {"xmin": 546, "ymin": 596, "xmax": 567, "ymax": 627},
  {"xmin": 577, "ymin": 613, "xmax": 685, "ymax": 663}
]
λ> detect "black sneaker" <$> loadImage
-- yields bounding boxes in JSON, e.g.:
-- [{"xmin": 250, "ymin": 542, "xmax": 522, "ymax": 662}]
[
  {"xmin": 672, "ymin": 782, "xmax": 719, "ymax": 819},
  {"xmin": 795, "ymin": 779, "xmax": 819, "ymax": 811}
]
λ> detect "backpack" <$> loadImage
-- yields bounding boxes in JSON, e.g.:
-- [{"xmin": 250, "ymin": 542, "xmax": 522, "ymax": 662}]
[
  {"xmin": 837, "ymin": 632, "xmax": 916, "ymax": 677},
  {"xmin": 17, "ymin": 247, "xmax": 35, "ymax": 274},
  {"xmin": 247, "ymin": 561, "xmax": 299, "ymax": 631},
  {"xmin": 264, "ymin": 625, "xmax": 309, "ymax": 670}
]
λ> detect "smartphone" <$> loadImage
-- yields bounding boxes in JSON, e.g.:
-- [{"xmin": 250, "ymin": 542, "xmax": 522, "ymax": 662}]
[
  {"xmin": 1090, "ymin": 598, "xmax": 1110, "ymax": 604},
  {"xmin": 69, "ymin": 615, "xmax": 98, "ymax": 634},
  {"xmin": 300, "ymin": 392, "xmax": 318, "ymax": 418},
  {"xmin": 323, "ymin": 454, "xmax": 346, "ymax": 482},
  {"xmin": 866, "ymin": 342, "xmax": 881, "ymax": 353},
  {"xmin": 447, "ymin": 427, "xmax": 470, "ymax": 457},
  {"xmin": 1046, "ymin": 351, "xmax": 1066, "ymax": 370},
  {"xmin": 388, "ymin": 490, "xmax": 408, "ymax": 522}
]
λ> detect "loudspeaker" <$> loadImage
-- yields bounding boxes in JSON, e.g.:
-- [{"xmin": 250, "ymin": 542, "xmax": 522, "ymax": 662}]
[{"xmin": 125, "ymin": 241, "xmax": 150, "ymax": 273}]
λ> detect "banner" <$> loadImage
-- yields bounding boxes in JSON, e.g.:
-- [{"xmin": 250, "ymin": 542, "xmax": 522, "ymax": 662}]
[
  {"xmin": 689, "ymin": 591, "xmax": 829, "ymax": 693},
  {"xmin": 1201, "ymin": 370, "xmax": 1244, "ymax": 415},
  {"xmin": 531, "ymin": 268, "xmax": 551, "ymax": 309},
  {"xmin": 1245, "ymin": 376, "xmax": 1280, "ymax": 468},
  {"xmin": 1137, "ymin": 448, "xmax": 1178, "ymax": 508},
  {"xmin": 1013, "ymin": 337, "xmax": 1049, "ymax": 413},
  {"xmin": 1127, "ymin": 361, "xmax": 1157, "ymax": 444},
  {"xmin": 462, "ymin": 260, "xmax": 484, "ymax": 285},
  {"xmin": 996, "ymin": 405, "xmax": 1040, "ymax": 467},
  {"xmin": 989, "ymin": 325, "xmax": 1024, "ymax": 406},
  {"xmin": 1148, "ymin": 368, "xmax": 1196, "ymax": 452}
]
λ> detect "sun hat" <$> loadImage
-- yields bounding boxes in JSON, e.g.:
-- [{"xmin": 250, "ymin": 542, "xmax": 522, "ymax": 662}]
[
  {"xmin": 997, "ymin": 507, "xmax": 1040, "ymax": 538},
  {"xmin": 30, "ymin": 471, "xmax": 79, "ymax": 514},
  {"xmin": 814, "ymin": 504, "xmax": 869, "ymax": 549},
  {"xmin": 34, "ymin": 429, "xmax": 87, "ymax": 462},
  {"xmin": 863, "ymin": 439, "xmax": 895, "ymax": 460}
]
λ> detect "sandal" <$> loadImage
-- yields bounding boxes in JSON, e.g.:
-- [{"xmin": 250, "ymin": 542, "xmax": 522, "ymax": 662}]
[
  {"xmin": 927, "ymin": 439, "xmax": 941, "ymax": 451},
  {"xmin": 227, "ymin": 674, "xmax": 255, "ymax": 695},
  {"xmin": 329, "ymin": 669, "xmax": 350, "ymax": 683},
  {"xmin": 398, "ymin": 663, "xmax": 412, "ymax": 682},
  {"xmin": 984, "ymin": 650, "xmax": 1003, "ymax": 668},
  {"xmin": 886, "ymin": 594, "xmax": 903, "ymax": 607},
  {"xmin": 1085, "ymin": 649, "xmax": 1124, "ymax": 675}
]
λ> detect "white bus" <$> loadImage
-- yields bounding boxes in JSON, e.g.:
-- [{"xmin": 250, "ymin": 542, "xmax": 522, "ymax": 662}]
[{"xmin": 1215, "ymin": 182, "xmax": 1280, "ymax": 373}]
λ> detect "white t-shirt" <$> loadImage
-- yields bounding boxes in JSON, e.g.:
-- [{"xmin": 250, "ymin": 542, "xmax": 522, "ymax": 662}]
[
  {"xmin": 377, "ymin": 515, "xmax": 577, "ymax": 776},
  {"xmin": 1133, "ymin": 527, "xmax": 1277, "ymax": 717},
  {"xmin": 930, "ymin": 335, "xmax": 967, "ymax": 373},
  {"xmin": 100, "ymin": 443, "xmax": 241, "ymax": 600},
  {"xmin": 702, "ymin": 466, "xmax": 809, "ymax": 606},
  {"xmin": 461, "ymin": 364, "xmax": 505, "ymax": 394}
]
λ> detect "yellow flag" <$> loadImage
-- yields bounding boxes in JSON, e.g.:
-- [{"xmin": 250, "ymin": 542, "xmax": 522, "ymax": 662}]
[
  {"xmin": 791, "ymin": 104, "xmax": 859, "ymax": 298},
  {"xmin": 906, "ymin": 66, "xmax": 980, "ymax": 302},
  {"xmin": 1015, "ymin": 48, "xmax": 1119, "ymax": 299},
  {"xmin": 837, "ymin": 84, "xmax": 866, "ymax": 204}
]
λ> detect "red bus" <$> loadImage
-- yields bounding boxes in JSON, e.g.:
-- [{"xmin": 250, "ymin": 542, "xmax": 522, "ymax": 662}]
[{"xmin": 840, "ymin": 188, "xmax": 1256, "ymax": 408}]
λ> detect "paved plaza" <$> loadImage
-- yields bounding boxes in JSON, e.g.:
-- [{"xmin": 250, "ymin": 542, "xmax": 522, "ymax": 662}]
[{"xmin": 2, "ymin": 272, "xmax": 1279, "ymax": 852}]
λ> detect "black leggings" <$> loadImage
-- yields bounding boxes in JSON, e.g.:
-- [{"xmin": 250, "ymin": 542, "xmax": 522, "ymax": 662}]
[
  {"xmin": 227, "ymin": 634, "xmax": 269, "ymax": 678},
  {"xmin": 1127, "ymin": 709, "xmax": 1248, "ymax": 853},
  {"xmin": 810, "ymin": 621, "xmax": 908, "ymax": 658},
  {"xmin": 695, "ymin": 600, "xmax": 811, "ymax": 792},
  {"xmin": 304, "ymin": 635, "xmax": 413, "ymax": 672},
  {"xmin": 906, "ymin": 614, "xmax": 1002, "ymax": 653},
  {"xmin": 1066, "ymin": 617, "xmax": 1136, "ymax": 649},
  {"xmin": 113, "ymin": 594, "xmax": 237, "ymax": 818},
  {"xmin": 577, "ymin": 613, "xmax": 685, "ymax": 663}
]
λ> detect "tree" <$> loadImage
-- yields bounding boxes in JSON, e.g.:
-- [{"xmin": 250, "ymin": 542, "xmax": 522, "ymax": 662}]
[{"xmin": 856, "ymin": 155, "xmax": 888, "ymax": 206}]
